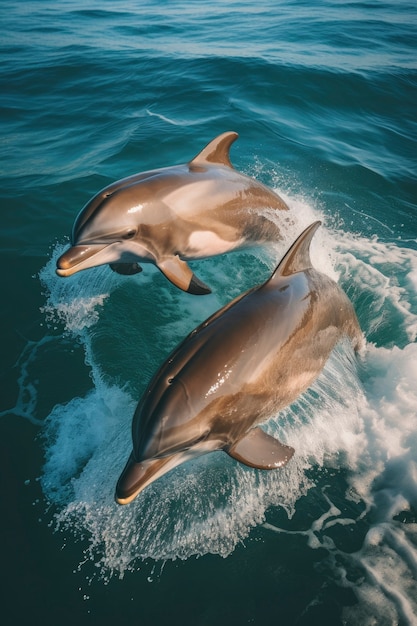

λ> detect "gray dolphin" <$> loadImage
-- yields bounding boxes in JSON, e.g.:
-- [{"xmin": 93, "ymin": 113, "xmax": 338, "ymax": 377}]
[
  {"xmin": 115, "ymin": 221, "xmax": 363, "ymax": 504},
  {"xmin": 56, "ymin": 131, "xmax": 289, "ymax": 294}
]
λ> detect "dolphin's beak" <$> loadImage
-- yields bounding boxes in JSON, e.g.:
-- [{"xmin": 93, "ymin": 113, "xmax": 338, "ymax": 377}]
[
  {"xmin": 56, "ymin": 244, "xmax": 109, "ymax": 277},
  {"xmin": 115, "ymin": 453, "xmax": 180, "ymax": 505}
]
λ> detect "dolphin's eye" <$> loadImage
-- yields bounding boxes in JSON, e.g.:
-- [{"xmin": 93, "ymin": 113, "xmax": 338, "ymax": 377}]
[{"xmin": 123, "ymin": 229, "xmax": 136, "ymax": 240}]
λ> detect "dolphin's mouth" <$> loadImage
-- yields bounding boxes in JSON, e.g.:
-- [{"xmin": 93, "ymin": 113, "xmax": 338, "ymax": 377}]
[{"xmin": 56, "ymin": 243, "xmax": 110, "ymax": 277}]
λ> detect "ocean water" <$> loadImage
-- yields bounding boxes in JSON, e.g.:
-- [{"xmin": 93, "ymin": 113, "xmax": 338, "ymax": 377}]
[{"xmin": 1, "ymin": 1, "xmax": 416, "ymax": 624}]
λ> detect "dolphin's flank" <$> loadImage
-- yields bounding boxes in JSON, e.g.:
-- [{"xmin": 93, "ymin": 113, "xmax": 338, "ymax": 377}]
[{"xmin": 115, "ymin": 221, "xmax": 363, "ymax": 504}]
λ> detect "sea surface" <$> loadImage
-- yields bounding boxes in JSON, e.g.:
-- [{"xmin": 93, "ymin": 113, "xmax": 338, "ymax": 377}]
[{"xmin": 1, "ymin": 1, "xmax": 416, "ymax": 624}]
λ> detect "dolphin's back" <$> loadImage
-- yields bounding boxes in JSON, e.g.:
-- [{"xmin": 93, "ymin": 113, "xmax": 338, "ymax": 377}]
[
  {"xmin": 116, "ymin": 221, "xmax": 363, "ymax": 503},
  {"xmin": 132, "ymin": 223, "xmax": 362, "ymax": 464}
]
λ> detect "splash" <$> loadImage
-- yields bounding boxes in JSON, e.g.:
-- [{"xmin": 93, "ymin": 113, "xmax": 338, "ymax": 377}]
[
  {"xmin": 34, "ymin": 198, "xmax": 417, "ymax": 622},
  {"xmin": 39, "ymin": 243, "xmax": 116, "ymax": 336},
  {"xmin": 263, "ymin": 340, "xmax": 417, "ymax": 624},
  {"xmin": 46, "ymin": 339, "xmax": 363, "ymax": 572}
]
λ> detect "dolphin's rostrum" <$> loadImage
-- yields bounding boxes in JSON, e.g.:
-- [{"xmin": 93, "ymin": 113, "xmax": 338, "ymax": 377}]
[
  {"xmin": 56, "ymin": 132, "xmax": 289, "ymax": 294},
  {"xmin": 115, "ymin": 221, "xmax": 363, "ymax": 504}
]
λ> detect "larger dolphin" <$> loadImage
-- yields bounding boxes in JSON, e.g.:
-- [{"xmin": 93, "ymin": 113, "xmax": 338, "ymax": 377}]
[
  {"xmin": 115, "ymin": 222, "xmax": 363, "ymax": 504},
  {"xmin": 56, "ymin": 131, "xmax": 289, "ymax": 294}
]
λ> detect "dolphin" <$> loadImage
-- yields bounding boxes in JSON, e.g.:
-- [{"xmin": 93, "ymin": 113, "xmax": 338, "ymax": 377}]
[
  {"xmin": 56, "ymin": 131, "xmax": 290, "ymax": 294},
  {"xmin": 115, "ymin": 221, "xmax": 363, "ymax": 504}
]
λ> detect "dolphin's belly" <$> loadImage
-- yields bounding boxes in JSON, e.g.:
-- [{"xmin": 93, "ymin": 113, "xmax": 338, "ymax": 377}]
[{"xmin": 185, "ymin": 230, "xmax": 245, "ymax": 257}]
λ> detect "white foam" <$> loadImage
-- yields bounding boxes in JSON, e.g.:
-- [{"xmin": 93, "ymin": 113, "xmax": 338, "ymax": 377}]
[
  {"xmin": 262, "ymin": 337, "xmax": 417, "ymax": 623},
  {"xmin": 0, "ymin": 335, "xmax": 55, "ymax": 425}
]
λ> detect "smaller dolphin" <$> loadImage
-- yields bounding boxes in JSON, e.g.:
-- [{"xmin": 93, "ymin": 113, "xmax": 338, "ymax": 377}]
[
  {"xmin": 56, "ymin": 131, "xmax": 289, "ymax": 294},
  {"xmin": 115, "ymin": 222, "xmax": 363, "ymax": 504}
]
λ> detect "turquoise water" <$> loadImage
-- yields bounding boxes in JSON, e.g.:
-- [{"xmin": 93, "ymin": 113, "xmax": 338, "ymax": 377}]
[{"xmin": 1, "ymin": 1, "xmax": 417, "ymax": 624}]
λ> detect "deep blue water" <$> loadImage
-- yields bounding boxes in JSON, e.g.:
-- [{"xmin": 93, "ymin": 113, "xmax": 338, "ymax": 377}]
[{"xmin": 1, "ymin": 1, "xmax": 417, "ymax": 625}]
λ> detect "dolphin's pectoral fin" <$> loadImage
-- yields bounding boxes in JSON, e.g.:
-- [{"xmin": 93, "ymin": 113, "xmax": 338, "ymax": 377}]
[
  {"xmin": 109, "ymin": 262, "xmax": 143, "ymax": 275},
  {"xmin": 227, "ymin": 427, "xmax": 294, "ymax": 470},
  {"xmin": 157, "ymin": 255, "xmax": 211, "ymax": 295}
]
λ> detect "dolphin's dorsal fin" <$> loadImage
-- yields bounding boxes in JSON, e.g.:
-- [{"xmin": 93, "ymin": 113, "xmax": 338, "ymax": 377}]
[
  {"xmin": 269, "ymin": 221, "xmax": 321, "ymax": 281},
  {"xmin": 189, "ymin": 131, "xmax": 238, "ymax": 168},
  {"xmin": 227, "ymin": 426, "xmax": 294, "ymax": 469}
]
